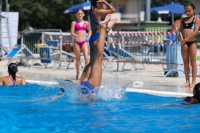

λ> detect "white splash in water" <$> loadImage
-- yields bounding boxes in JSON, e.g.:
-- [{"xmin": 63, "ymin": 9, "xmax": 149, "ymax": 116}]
[
  {"xmin": 96, "ymin": 75, "xmax": 132, "ymax": 100},
  {"xmin": 50, "ymin": 76, "xmax": 132, "ymax": 103}
]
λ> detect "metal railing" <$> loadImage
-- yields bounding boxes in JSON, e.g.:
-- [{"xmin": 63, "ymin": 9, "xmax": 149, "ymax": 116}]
[{"xmin": 105, "ymin": 25, "xmax": 184, "ymax": 77}]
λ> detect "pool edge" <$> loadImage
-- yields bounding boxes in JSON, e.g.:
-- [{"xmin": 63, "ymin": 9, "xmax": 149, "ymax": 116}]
[{"xmin": 26, "ymin": 80, "xmax": 193, "ymax": 98}]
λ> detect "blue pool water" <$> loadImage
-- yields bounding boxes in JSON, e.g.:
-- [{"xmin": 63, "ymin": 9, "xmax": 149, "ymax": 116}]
[{"xmin": 0, "ymin": 82, "xmax": 200, "ymax": 133}]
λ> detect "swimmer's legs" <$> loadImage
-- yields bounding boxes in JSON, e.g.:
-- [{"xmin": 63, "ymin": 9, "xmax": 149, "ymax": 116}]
[
  {"xmin": 79, "ymin": 15, "xmax": 112, "ymax": 83},
  {"xmin": 88, "ymin": 19, "xmax": 118, "ymax": 88},
  {"xmin": 79, "ymin": 64, "xmax": 91, "ymax": 84}
]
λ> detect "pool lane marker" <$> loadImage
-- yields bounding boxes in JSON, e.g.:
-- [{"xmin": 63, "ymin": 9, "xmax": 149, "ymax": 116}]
[{"xmin": 26, "ymin": 80, "xmax": 193, "ymax": 98}]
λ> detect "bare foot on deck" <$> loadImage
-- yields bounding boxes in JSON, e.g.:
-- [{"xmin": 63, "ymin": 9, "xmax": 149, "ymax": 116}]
[
  {"xmin": 190, "ymin": 82, "xmax": 196, "ymax": 90},
  {"xmin": 180, "ymin": 81, "xmax": 190, "ymax": 88},
  {"xmin": 180, "ymin": 86, "xmax": 190, "ymax": 93}
]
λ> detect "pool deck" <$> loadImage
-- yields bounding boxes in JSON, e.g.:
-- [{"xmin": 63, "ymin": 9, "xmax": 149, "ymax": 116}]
[{"xmin": 0, "ymin": 58, "xmax": 198, "ymax": 97}]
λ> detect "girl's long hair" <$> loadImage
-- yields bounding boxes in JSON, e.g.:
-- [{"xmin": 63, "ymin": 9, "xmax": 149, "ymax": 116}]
[
  {"xmin": 90, "ymin": 0, "xmax": 98, "ymax": 11},
  {"xmin": 8, "ymin": 63, "xmax": 18, "ymax": 81}
]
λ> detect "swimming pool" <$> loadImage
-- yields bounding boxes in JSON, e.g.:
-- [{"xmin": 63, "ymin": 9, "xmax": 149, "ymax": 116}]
[{"xmin": 0, "ymin": 82, "xmax": 199, "ymax": 133}]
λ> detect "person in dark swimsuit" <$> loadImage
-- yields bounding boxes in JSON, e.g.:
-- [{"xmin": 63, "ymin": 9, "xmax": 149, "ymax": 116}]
[
  {"xmin": 0, "ymin": 63, "xmax": 26, "ymax": 86},
  {"xmin": 79, "ymin": 0, "xmax": 116, "ymax": 84},
  {"xmin": 70, "ymin": 8, "xmax": 92, "ymax": 80},
  {"xmin": 182, "ymin": 17, "xmax": 196, "ymax": 47},
  {"xmin": 183, "ymin": 83, "xmax": 200, "ymax": 104},
  {"xmin": 180, "ymin": 3, "xmax": 200, "ymax": 89}
]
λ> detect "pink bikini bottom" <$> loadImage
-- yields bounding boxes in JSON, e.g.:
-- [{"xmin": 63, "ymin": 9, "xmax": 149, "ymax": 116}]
[{"xmin": 74, "ymin": 40, "xmax": 86, "ymax": 48}]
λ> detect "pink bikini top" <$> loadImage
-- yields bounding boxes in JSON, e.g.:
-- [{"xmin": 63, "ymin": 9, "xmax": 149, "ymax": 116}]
[{"xmin": 74, "ymin": 21, "xmax": 87, "ymax": 31}]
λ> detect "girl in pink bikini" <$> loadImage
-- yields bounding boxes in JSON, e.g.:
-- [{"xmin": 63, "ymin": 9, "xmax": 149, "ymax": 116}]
[{"xmin": 70, "ymin": 8, "xmax": 92, "ymax": 79}]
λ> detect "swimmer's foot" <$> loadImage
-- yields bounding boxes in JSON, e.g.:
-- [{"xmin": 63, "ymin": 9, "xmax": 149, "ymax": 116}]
[
  {"xmin": 106, "ymin": 18, "xmax": 118, "ymax": 32},
  {"xmin": 99, "ymin": 14, "xmax": 111, "ymax": 26}
]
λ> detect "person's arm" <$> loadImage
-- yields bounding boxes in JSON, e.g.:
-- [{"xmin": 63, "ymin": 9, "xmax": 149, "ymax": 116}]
[
  {"xmin": 181, "ymin": 17, "xmax": 200, "ymax": 44},
  {"xmin": 171, "ymin": 20, "xmax": 180, "ymax": 33},
  {"xmin": 180, "ymin": 32, "xmax": 184, "ymax": 42},
  {"xmin": 70, "ymin": 21, "xmax": 79, "ymax": 38},
  {"xmin": 86, "ymin": 21, "xmax": 92, "ymax": 39},
  {"xmin": 0, "ymin": 77, "xmax": 3, "ymax": 86},
  {"xmin": 179, "ymin": 18, "xmax": 184, "ymax": 45},
  {"xmin": 103, "ymin": 0, "xmax": 116, "ymax": 13},
  {"xmin": 95, "ymin": 0, "xmax": 116, "ymax": 15}
]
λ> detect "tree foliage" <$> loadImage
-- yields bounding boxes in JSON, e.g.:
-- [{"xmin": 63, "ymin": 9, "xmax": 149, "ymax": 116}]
[
  {"xmin": 5, "ymin": 0, "xmax": 87, "ymax": 31},
  {"xmin": 5, "ymin": 0, "xmax": 113, "ymax": 31},
  {"xmin": 2, "ymin": 0, "xmax": 192, "ymax": 30}
]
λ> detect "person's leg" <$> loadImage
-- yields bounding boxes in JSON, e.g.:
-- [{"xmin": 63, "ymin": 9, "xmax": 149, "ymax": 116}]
[
  {"xmin": 73, "ymin": 43, "xmax": 81, "ymax": 79},
  {"xmin": 79, "ymin": 39, "xmax": 99, "ymax": 83},
  {"xmin": 88, "ymin": 19, "xmax": 118, "ymax": 88},
  {"xmin": 79, "ymin": 15, "xmax": 113, "ymax": 84},
  {"xmin": 181, "ymin": 46, "xmax": 190, "ymax": 87},
  {"xmin": 79, "ymin": 42, "xmax": 96, "ymax": 83},
  {"xmin": 79, "ymin": 32, "xmax": 100, "ymax": 83},
  {"xmin": 189, "ymin": 43, "xmax": 197, "ymax": 89},
  {"xmin": 81, "ymin": 42, "xmax": 89, "ymax": 67},
  {"xmin": 79, "ymin": 64, "xmax": 91, "ymax": 82},
  {"xmin": 79, "ymin": 16, "xmax": 112, "ymax": 82}
]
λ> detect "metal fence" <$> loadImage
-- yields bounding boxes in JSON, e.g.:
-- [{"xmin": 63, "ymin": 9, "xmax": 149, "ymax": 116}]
[
  {"xmin": 20, "ymin": 29, "xmax": 62, "ymax": 54},
  {"xmin": 2, "ymin": 25, "xmax": 190, "ymax": 76},
  {"xmin": 105, "ymin": 25, "xmax": 184, "ymax": 77},
  {"xmin": 16, "ymin": 29, "xmax": 76, "ymax": 69}
]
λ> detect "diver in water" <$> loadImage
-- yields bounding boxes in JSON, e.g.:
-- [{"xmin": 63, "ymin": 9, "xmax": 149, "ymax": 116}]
[
  {"xmin": 0, "ymin": 63, "xmax": 26, "ymax": 86},
  {"xmin": 80, "ymin": 15, "xmax": 118, "ymax": 97},
  {"xmin": 183, "ymin": 83, "xmax": 200, "ymax": 104}
]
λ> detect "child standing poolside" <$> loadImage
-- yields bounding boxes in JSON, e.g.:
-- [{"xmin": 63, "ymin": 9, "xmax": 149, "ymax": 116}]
[
  {"xmin": 180, "ymin": 3, "xmax": 200, "ymax": 89},
  {"xmin": 70, "ymin": 8, "xmax": 92, "ymax": 80}
]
